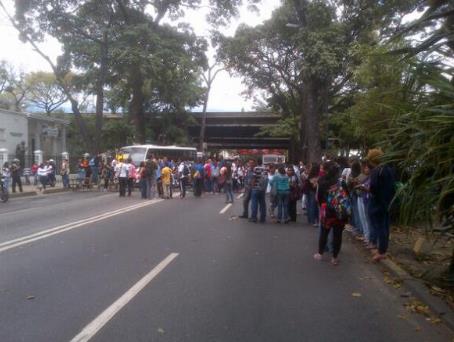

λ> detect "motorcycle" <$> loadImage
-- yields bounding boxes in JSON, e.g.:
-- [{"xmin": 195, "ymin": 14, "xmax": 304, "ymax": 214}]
[{"xmin": 0, "ymin": 175, "xmax": 9, "ymax": 203}]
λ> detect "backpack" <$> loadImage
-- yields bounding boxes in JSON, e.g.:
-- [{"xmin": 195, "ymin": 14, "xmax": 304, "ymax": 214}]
[
  {"xmin": 326, "ymin": 181, "xmax": 351, "ymax": 222},
  {"xmin": 183, "ymin": 165, "xmax": 190, "ymax": 176}
]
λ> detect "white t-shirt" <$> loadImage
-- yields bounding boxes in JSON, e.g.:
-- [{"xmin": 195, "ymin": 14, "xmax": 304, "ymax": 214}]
[
  {"xmin": 115, "ymin": 162, "xmax": 128, "ymax": 178},
  {"xmin": 341, "ymin": 167, "xmax": 351, "ymax": 180}
]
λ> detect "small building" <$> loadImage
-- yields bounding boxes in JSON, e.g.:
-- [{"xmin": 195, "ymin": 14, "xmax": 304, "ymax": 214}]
[{"xmin": 0, "ymin": 108, "xmax": 69, "ymax": 166}]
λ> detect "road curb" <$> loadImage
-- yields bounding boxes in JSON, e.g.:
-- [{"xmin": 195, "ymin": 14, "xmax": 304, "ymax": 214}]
[
  {"xmin": 347, "ymin": 233, "xmax": 454, "ymax": 331},
  {"xmin": 381, "ymin": 257, "xmax": 454, "ymax": 331},
  {"xmin": 42, "ymin": 188, "xmax": 69, "ymax": 195},
  {"xmin": 9, "ymin": 191, "xmax": 37, "ymax": 199}
]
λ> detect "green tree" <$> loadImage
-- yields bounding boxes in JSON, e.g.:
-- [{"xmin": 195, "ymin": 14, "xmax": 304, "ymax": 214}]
[
  {"xmin": 0, "ymin": 60, "xmax": 29, "ymax": 111},
  {"xmin": 25, "ymin": 71, "xmax": 68, "ymax": 114}
]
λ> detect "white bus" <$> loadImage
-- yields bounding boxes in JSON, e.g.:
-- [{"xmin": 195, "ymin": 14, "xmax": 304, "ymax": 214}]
[{"xmin": 118, "ymin": 145, "xmax": 197, "ymax": 165}]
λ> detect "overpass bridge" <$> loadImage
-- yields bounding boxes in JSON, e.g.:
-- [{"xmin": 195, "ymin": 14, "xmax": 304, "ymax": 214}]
[{"xmin": 187, "ymin": 112, "xmax": 290, "ymax": 150}]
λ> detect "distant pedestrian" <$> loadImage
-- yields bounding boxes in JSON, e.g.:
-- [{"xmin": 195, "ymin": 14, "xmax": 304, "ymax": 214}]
[
  {"xmin": 126, "ymin": 158, "xmax": 136, "ymax": 196},
  {"xmin": 60, "ymin": 158, "xmax": 70, "ymax": 188},
  {"xmin": 178, "ymin": 161, "xmax": 190, "ymax": 198},
  {"xmin": 272, "ymin": 166, "xmax": 290, "ymax": 224},
  {"xmin": 287, "ymin": 167, "xmax": 301, "ymax": 222},
  {"xmin": 192, "ymin": 159, "xmax": 204, "ymax": 197},
  {"xmin": 115, "ymin": 158, "xmax": 129, "ymax": 197},
  {"xmin": 11, "ymin": 159, "xmax": 23, "ymax": 193},
  {"xmin": 221, "ymin": 163, "xmax": 234, "ymax": 204},
  {"xmin": 249, "ymin": 167, "xmax": 268, "ymax": 223},
  {"xmin": 161, "ymin": 163, "xmax": 172, "ymax": 199},
  {"xmin": 137, "ymin": 161, "xmax": 147, "ymax": 199},
  {"xmin": 37, "ymin": 163, "xmax": 48, "ymax": 190},
  {"xmin": 239, "ymin": 159, "xmax": 256, "ymax": 219},
  {"xmin": 2, "ymin": 162, "xmax": 11, "ymax": 193}
]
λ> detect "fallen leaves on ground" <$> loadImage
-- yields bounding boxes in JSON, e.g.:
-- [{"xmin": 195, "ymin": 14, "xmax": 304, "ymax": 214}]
[
  {"xmin": 383, "ymin": 275, "xmax": 402, "ymax": 289},
  {"xmin": 352, "ymin": 292, "xmax": 362, "ymax": 297},
  {"xmin": 404, "ymin": 300, "xmax": 431, "ymax": 316},
  {"xmin": 157, "ymin": 328, "xmax": 165, "ymax": 334}
]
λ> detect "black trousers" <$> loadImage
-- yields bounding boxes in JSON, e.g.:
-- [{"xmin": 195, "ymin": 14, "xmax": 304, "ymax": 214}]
[
  {"xmin": 319, "ymin": 224, "xmax": 343, "ymax": 258},
  {"xmin": 12, "ymin": 176, "xmax": 22, "ymax": 193},
  {"xmin": 242, "ymin": 189, "xmax": 251, "ymax": 217},
  {"xmin": 288, "ymin": 199, "xmax": 297, "ymax": 222},
  {"xmin": 119, "ymin": 177, "xmax": 127, "ymax": 197},
  {"xmin": 127, "ymin": 178, "xmax": 134, "ymax": 196}
]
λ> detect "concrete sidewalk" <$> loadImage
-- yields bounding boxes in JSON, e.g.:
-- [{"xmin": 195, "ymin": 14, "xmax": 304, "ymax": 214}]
[
  {"xmin": 8, "ymin": 182, "xmax": 69, "ymax": 198},
  {"xmin": 5, "ymin": 174, "xmax": 84, "ymax": 198}
]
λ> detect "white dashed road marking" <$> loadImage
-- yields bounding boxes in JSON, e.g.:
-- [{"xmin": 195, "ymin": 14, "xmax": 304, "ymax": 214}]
[
  {"xmin": 219, "ymin": 203, "xmax": 232, "ymax": 214},
  {"xmin": 70, "ymin": 253, "xmax": 179, "ymax": 342}
]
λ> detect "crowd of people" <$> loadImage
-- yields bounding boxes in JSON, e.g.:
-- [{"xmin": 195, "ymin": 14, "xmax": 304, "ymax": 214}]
[
  {"xmin": 1, "ymin": 149, "xmax": 396, "ymax": 266},
  {"xmin": 233, "ymin": 149, "xmax": 395, "ymax": 265},
  {"xmin": 1, "ymin": 159, "xmax": 63, "ymax": 192}
]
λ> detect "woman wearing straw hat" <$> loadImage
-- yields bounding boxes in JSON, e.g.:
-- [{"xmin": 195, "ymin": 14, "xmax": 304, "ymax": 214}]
[{"xmin": 364, "ymin": 148, "xmax": 396, "ymax": 262}]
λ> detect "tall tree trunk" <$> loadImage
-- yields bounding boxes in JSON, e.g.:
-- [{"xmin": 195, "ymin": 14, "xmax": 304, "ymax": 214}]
[
  {"xmin": 94, "ymin": 32, "xmax": 108, "ymax": 153},
  {"xmin": 129, "ymin": 68, "xmax": 146, "ymax": 143},
  {"xmin": 199, "ymin": 90, "xmax": 210, "ymax": 152},
  {"xmin": 302, "ymin": 79, "xmax": 322, "ymax": 163}
]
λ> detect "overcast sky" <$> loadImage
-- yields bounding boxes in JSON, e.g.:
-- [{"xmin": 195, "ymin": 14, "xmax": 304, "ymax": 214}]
[{"xmin": 0, "ymin": 0, "xmax": 282, "ymax": 112}]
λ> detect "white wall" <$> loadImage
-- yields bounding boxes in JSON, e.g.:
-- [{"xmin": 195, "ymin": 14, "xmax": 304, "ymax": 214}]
[{"xmin": 0, "ymin": 109, "xmax": 29, "ymax": 155}]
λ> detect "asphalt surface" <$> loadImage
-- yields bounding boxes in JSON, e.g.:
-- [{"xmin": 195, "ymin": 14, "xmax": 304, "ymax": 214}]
[{"xmin": 0, "ymin": 190, "xmax": 452, "ymax": 342}]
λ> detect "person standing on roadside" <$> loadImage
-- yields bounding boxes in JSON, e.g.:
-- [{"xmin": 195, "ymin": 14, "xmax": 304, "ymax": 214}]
[
  {"xmin": 220, "ymin": 162, "xmax": 234, "ymax": 204},
  {"xmin": 365, "ymin": 149, "xmax": 396, "ymax": 262},
  {"xmin": 115, "ymin": 158, "xmax": 129, "ymax": 197},
  {"xmin": 287, "ymin": 166, "xmax": 301, "ymax": 222},
  {"xmin": 11, "ymin": 159, "xmax": 23, "ymax": 193},
  {"xmin": 126, "ymin": 158, "xmax": 135, "ymax": 197},
  {"xmin": 267, "ymin": 164, "xmax": 277, "ymax": 220},
  {"xmin": 203, "ymin": 159, "xmax": 212, "ymax": 193},
  {"xmin": 178, "ymin": 161, "xmax": 190, "ymax": 198},
  {"xmin": 250, "ymin": 167, "xmax": 268, "ymax": 223},
  {"xmin": 239, "ymin": 159, "xmax": 256, "ymax": 219},
  {"xmin": 272, "ymin": 166, "xmax": 290, "ymax": 224},
  {"xmin": 161, "ymin": 163, "xmax": 172, "ymax": 199},
  {"xmin": 2, "ymin": 162, "xmax": 11, "ymax": 193},
  {"xmin": 314, "ymin": 161, "xmax": 347, "ymax": 266},
  {"xmin": 304, "ymin": 164, "xmax": 319, "ymax": 227},
  {"xmin": 192, "ymin": 159, "xmax": 204, "ymax": 197},
  {"xmin": 137, "ymin": 161, "xmax": 147, "ymax": 199},
  {"xmin": 37, "ymin": 162, "xmax": 48, "ymax": 190},
  {"xmin": 144, "ymin": 158, "xmax": 157, "ymax": 199},
  {"xmin": 60, "ymin": 158, "xmax": 70, "ymax": 188}
]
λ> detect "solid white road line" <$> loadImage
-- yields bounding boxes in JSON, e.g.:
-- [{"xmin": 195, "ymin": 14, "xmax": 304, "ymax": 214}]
[
  {"xmin": 0, "ymin": 199, "xmax": 163, "ymax": 254},
  {"xmin": 236, "ymin": 193, "xmax": 244, "ymax": 199},
  {"xmin": 219, "ymin": 203, "xmax": 232, "ymax": 214},
  {"xmin": 70, "ymin": 253, "xmax": 179, "ymax": 342}
]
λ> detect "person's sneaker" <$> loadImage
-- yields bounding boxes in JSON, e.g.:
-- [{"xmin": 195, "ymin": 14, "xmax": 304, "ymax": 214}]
[
  {"xmin": 313, "ymin": 253, "xmax": 323, "ymax": 261},
  {"xmin": 249, "ymin": 218, "xmax": 257, "ymax": 223},
  {"xmin": 331, "ymin": 257, "xmax": 339, "ymax": 266}
]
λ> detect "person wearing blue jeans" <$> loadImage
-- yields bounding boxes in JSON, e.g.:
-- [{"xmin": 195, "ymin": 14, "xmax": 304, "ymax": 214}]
[
  {"xmin": 249, "ymin": 167, "xmax": 268, "ymax": 223},
  {"xmin": 306, "ymin": 190, "xmax": 319, "ymax": 225},
  {"xmin": 271, "ymin": 166, "xmax": 290, "ymax": 224},
  {"xmin": 276, "ymin": 191, "xmax": 290, "ymax": 223},
  {"xmin": 250, "ymin": 189, "xmax": 266, "ymax": 222}
]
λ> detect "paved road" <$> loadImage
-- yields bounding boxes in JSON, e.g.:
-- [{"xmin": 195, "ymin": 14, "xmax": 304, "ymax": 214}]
[{"xmin": 0, "ymin": 191, "xmax": 452, "ymax": 342}]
